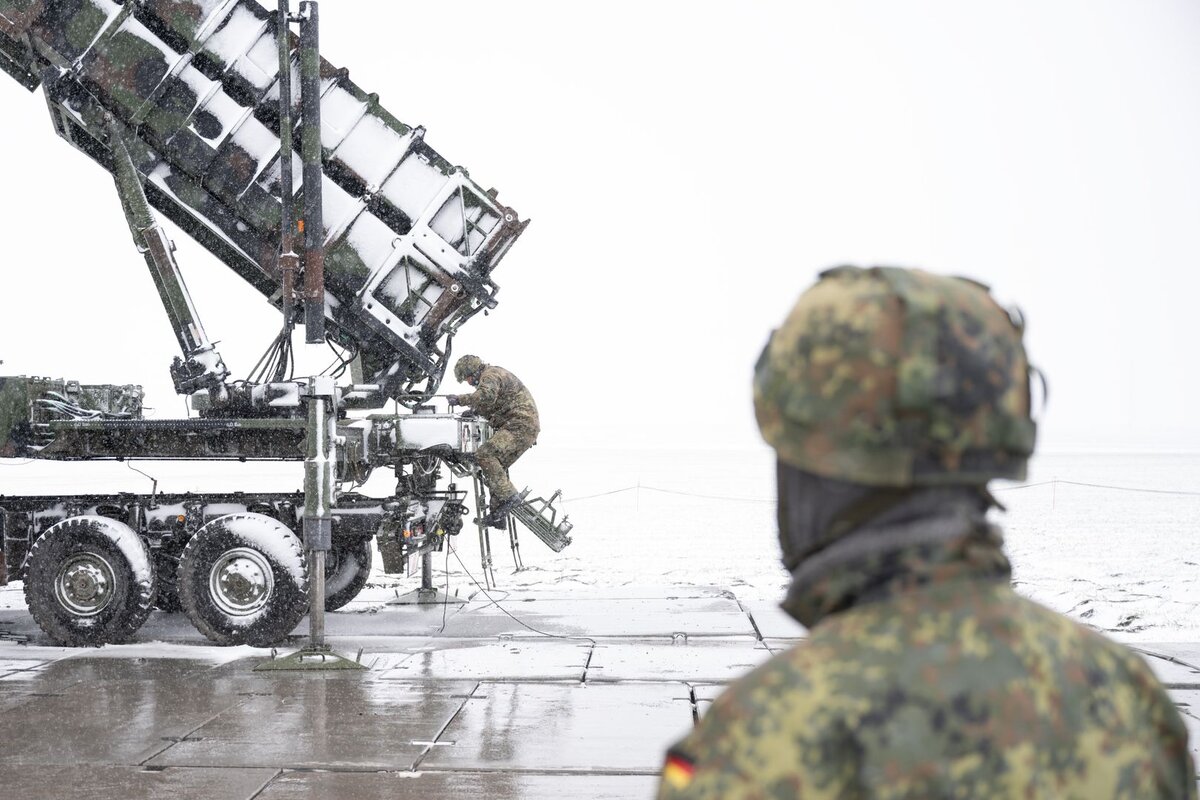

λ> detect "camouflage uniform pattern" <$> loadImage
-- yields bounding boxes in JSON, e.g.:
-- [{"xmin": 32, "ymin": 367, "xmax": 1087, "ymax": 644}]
[
  {"xmin": 457, "ymin": 363, "xmax": 539, "ymax": 504},
  {"xmin": 662, "ymin": 266, "xmax": 1197, "ymax": 798},
  {"xmin": 659, "ymin": 533, "xmax": 1198, "ymax": 799},
  {"xmin": 753, "ymin": 266, "xmax": 1037, "ymax": 487}
]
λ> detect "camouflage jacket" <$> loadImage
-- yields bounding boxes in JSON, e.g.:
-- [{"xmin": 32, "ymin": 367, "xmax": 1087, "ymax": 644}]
[
  {"xmin": 457, "ymin": 365, "xmax": 540, "ymax": 436},
  {"xmin": 658, "ymin": 535, "xmax": 1196, "ymax": 799}
]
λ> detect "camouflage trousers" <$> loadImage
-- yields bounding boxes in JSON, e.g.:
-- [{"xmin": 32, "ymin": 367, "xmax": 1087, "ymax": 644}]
[{"xmin": 476, "ymin": 427, "xmax": 536, "ymax": 507}]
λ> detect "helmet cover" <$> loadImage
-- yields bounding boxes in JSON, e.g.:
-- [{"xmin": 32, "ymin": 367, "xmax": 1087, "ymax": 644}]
[{"xmin": 753, "ymin": 266, "xmax": 1036, "ymax": 486}]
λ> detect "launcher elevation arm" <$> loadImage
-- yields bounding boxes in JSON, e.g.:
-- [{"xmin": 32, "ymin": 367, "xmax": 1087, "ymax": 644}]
[{"xmin": 109, "ymin": 121, "xmax": 231, "ymax": 399}]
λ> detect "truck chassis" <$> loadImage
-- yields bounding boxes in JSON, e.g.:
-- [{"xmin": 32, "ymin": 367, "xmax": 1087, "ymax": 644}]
[{"xmin": 0, "ymin": 0, "xmax": 572, "ymax": 650}]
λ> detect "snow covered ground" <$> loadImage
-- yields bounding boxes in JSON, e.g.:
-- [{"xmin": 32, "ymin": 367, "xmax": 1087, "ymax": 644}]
[
  {"xmin": 504, "ymin": 448, "xmax": 1200, "ymax": 642},
  {"xmin": 2, "ymin": 449, "xmax": 1197, "ymax": 641}
]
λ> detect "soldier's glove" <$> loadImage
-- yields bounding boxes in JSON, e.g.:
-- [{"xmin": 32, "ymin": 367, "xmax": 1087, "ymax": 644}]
[{"xmin": 445, "ymin": 395, "xmax": 459, "ymax": 406}]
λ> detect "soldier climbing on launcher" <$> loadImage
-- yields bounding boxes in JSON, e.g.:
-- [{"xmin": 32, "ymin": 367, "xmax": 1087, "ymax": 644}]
[{"xmin": 446, "ymin": 355, "xmax": 540, "ymax": 529}]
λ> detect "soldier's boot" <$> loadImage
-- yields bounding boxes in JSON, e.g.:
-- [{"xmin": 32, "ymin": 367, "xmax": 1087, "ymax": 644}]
[{"xmin": 482, "ymin": 488, "xmax": 529, "ymax": 529}]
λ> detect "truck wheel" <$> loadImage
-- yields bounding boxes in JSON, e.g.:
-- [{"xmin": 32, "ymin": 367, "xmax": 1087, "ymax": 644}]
[
  {"xmin": 23, "ymin": 516, "xmax": 156, "ymax": 646},
  {"xmin": 325, "ymin": 538, "xmax": 372, "ymax": 611},
  {"xmin": 178, "ymin": 514, "xmax": 308, "ymax": 646}
]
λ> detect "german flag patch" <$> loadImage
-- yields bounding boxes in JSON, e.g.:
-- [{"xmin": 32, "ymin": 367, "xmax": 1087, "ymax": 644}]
[{"xmin": 662, "ymin": 748, "xmax": 696, "ymax": 789}]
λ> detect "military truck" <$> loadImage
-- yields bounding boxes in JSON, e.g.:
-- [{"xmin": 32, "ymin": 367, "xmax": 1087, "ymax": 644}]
[{"xmin": 0, "ymin": 0, "xmax": 571, "ymax": 648}]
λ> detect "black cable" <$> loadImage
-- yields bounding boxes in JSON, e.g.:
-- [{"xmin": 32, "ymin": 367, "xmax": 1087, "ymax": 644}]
[
  {"xmin": 246, "ymin": 335, "xmax": 278, "ymax": 383},
  {"xmin": 36, "ymin": 392, "xmax": 132, "ymax": 421},
  {"xmin": 321, "ymin": 337, "xmax": 357, "ymax": 379},
  {"xmin": 438, "ymin": 541, "xmax": 452, "ymax": 633},
  {"xmin": 448, "ymin": 543, "xmax": 596, "ymax": 646},
  {"xmin": 124, "ymin": 461, "xmax": 158, "ymax": 502},
  {"xmin": 275, "ymin": 331, "xmax": 294, "ymax": 382},
  {"xmin": 322, "ymin": 338, "xmax": 342, "ymax": 376},
  {"xmin": 319, "ymin": 354, "xmax": 342, "ymax": 376}
]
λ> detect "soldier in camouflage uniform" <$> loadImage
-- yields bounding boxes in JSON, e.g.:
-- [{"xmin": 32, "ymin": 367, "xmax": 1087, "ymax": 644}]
[
  {"xmin": 448, "ymin": 355, "xmax": 540, "ymax": 527},
  {"xmin": 658, "ymin": 266, "xmax": 1196, "ymax": 799}
]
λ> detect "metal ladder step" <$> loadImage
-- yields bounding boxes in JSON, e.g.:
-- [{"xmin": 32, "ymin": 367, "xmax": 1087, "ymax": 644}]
[{"xmin": 509, "ymin": 489, "xmax": 573, "ymax": 553}]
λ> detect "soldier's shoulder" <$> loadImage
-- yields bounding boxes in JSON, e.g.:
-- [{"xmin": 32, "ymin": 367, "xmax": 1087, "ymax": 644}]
[
  {"xmin": 1007, "ymin": 590, "xmax": 1163, "ymax": 678},
  {"xmin": 698, "ymin": 635, "xmax": 864, "ymax": 737},
  {"xmin": 662, "ymin": 639, "xmax": 862, "ymax": 795},
  {"xmin": 482, "ymin": 364, "xmax": 515, "ymax": 381}
]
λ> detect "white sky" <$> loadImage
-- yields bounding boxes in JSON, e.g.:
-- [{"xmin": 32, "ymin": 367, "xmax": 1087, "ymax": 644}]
[{"xmin": 1, "ymin": 1, "xmax": 1198, "ymax": 453}]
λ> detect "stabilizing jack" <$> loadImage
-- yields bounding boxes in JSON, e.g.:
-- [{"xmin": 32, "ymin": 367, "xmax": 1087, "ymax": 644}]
[
  {"xmin": 254, "ymin": 3, "xmax": 359, "ymax": 672},
  {"xmin": 389, "ymin": 548, "xmax": 466, "ymax": 606},
  {"xmin": 256, "ymin": 382, "xmax": 364, "ymax": 672}
]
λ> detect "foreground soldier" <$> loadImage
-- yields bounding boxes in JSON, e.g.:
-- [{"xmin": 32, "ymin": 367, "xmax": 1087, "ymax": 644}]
[
  {"xmin": 448, "ymin": 354, "xmax": 540, "ymax": 527},
  {"xmin": 658, "ymin": 266, "xmax": 1196, "ymax": 798}
]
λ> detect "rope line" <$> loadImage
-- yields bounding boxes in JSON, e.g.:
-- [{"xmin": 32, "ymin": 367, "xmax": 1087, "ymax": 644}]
[
  {"xmin": 1054, "ymin": 479, "xmax": 1200, "ymax": 497},
  {"xmin": 564, "ymin": 478, "xmax": 1200, "ymax": 505},
  {"xmin": 564, "ymin": 485, "xmax": 771, "ymax": 504},
  {"xmin": 992, "ymin": 480, "xmax": 1059, "ymax": 492},
  {"xmin": 564, "ymin": 486, "xmax": 638, "ymax": 502},
  {"xmin": 639, "ymin": 485, "xmax": 772, "ymax": 504}
]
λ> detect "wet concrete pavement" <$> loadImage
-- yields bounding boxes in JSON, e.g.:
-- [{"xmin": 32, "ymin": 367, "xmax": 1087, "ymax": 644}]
[
  {"xmin": 0, "ymin": 586, "xmax": 774, "ymax": 799},
  {"xmin": 1, "ymin": 585, "xmax": 1198, "ymax": 798}
]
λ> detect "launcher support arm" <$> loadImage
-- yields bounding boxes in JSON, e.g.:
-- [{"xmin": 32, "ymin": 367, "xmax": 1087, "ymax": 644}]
[{"xmin": 109, "ymin": 122, "xmax": 230, "ymax": 399}]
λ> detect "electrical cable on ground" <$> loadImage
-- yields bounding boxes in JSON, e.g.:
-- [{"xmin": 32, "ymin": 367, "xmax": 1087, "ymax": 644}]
[
  {"xmin": 448, "ymin": 543, "xmax": 596, "ymax": 646},
  {"xmin": 438, "ymin": 540, "xmax": 451, "ymax": 633}
]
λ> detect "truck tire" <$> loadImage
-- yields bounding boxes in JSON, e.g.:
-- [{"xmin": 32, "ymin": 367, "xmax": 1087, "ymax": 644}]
[
  {"xmin": 325, "ymin": 538, "xmax": 372, "ymax": 611},
  {"xmin": 23, "ymin": 516, "xmax": 156, "ymax": 646},
  {"xmin": 178, "ymin": 513, "xmax": 308, "ymax": 646}
]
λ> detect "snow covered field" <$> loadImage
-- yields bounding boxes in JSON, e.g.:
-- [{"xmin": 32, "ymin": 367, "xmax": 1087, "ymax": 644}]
[
  {"xmin": 2, "ymin": 449, "xmax": 1197, "ymax": 641},
  {"xmin": 501, "ymin": 448, "xmax": 1200, "ymax": 641}
]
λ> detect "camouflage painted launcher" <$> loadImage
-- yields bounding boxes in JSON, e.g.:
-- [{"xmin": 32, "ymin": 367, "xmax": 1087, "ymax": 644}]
[
  {"xmin": 0, "ymin": 0, "xmax": 527, "ymax": 399},
  {"xmin": 0, "ymin": 375, "xmax": 143, "ymax": 456}
]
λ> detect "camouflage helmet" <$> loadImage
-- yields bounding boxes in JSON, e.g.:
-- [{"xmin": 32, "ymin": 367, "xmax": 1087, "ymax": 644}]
[
  {"xmin": 754, "ymin": 266, "xmax": 1037, "ymax": 487},
  {"xmin": 454, "ymin": 354, "xmax": 485, "ymax": 382}
]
